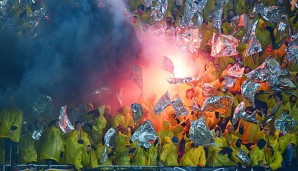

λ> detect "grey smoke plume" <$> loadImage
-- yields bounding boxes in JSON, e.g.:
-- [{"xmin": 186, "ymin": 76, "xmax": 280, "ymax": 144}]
[{"xmin": 0, "ymin": 0, "xmax": 141, "ymax": 117}]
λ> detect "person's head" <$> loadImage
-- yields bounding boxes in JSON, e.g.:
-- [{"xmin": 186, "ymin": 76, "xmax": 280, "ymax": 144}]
[
  {"xmin": 245, "ymin": 106, "xmax": 254, "ymax": 114},
  {"xmin": 258, "ymin": 18, "xmax": 266, "ymax": 30},
  {"xmin": 256, "ymin": 112, "xmax": 264, "ymax": 122},
  {"xmin": 122, "ymin": 106, "xmax": 131, "ymax": 116},
  {"xmin": 127, "ymin": 126, "xmax": 134, "ymax": 134},
  {"xmin": 257, "ymin": 139, "xmax": 266, "ymax": 149},
  {"xmin": 171, "ymin": 7, "xmax": 179, "ymax": 16},
  {"xmin": 132, "ymin": 15, "xmax": 138, "ymax": 24},
  {"xmin": 186, "ymin": 88, "xmax": 194, "ymax": 99},
  {"xmin": 228, "ymin": 10, "xmax": 236, "ymax": 18},
  {"xmin": 214, "ymin": 63, "xmax": 220, "ymax": 71},
  {"xmin": 226, "ymin": 125, "xmax": 233, "ymax": 134},
  {"xmin": 290, "ymin": 95, "xmax": 297, "ymax": 104},
  {"xmin": 227, "ymin": 63, "xmax": 233, "ymax": 70},
  {"xmin": 166, "ymin": 17, "xmax": 173, "ymax": 26},
  {"xmin": 215, "ymin": 127, "xmax": 221, "ymax": 137},
  {"xmin": 75, "ymin": 121, "xmax": 82, "ymax": 130},
  {"xmin": 274, "ymin": 92, "xmax": 282, "ymax": 103},
  {"xmin": 264, "ymin": 126, "xmax": 270, "ymax": 135},
  {"xmin": 267, "ymin": 145, "xmax": 274, "ymax": 155},
  {"xmin": 104, "ymin": 105, "xmax": 111, "ymax": 115},
  {"xmin": 86, "ymin": 144, "xmax": 91, "ymax": 152},
  {"xmin": 191, "ymin": 142, "xmax": 198, "ymax": 148},
  {"xmin": 172, "ymin": 136, "xmax": 179, "ymax": 144},
  {"xmin": 235, "ymin": 139, "xmax": 242, "ymax": 148},
  {"xmin": 265, "ymin": 44, "xmax": 273, "ymax": 53},
  {"xmin": 137, "ymin": 4, "xmax": 145, "ymax": 15},
  {"xmin": 244, "ymin": 66, "xmax": 251, "ymax": 74}
]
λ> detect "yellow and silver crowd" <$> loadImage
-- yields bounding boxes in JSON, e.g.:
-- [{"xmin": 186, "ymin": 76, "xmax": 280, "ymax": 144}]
[{"xmin": 0, "ymin": 0, "xmax": 298, "ymax": 170}]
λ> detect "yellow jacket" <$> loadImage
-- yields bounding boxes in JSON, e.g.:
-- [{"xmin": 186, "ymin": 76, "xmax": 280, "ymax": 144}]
[
  {"xmin": 240, "ymin": 120, "xmax": 261, "ymax": 144},
  {"xmin": 250, "ymin": 145, "xmax": 265, "ymax": 166},
  {"xmin": 289, "ymin": 15, "xmax": 298, "ymax": 33},
  {"xmin": 39, "ymin": 126, "xmax": 64, "ymax": 163},
  {"xmin": 236, "ymin": 0, "xmax": 248, "ymax": 15},
  {"xmin": 231, "ymin": 144, "xmax": 250, "ymax": 166},
  {"xmin": 255, "ymin": 19, "xmax": 272, "ymax": 50},
  {"xmin": 132, "ymin": 146, "xmax": 148, "ymax": 166},
  {"xmin": 277, "ymin": 133, "xmax": 296, "ymax": 153},
  {"xmin": 260, "ymin": 44, "xmax": 287, "ymax": 64},
  {"xmin": 115, "ymin": 132, "xmax": 131, "ymax": 166},
  {"xmin": 160, "ymin": 137, "xmax": 179, "ymax": 166},
  {"xmin": 0, "ymin": 139, "xmax": 4, "ymax": 164},
  {"xmin": 0, "ymin": 107, "xmax": 23, "ymax": 142},
  {"xmin": 147, "ymin": 143, "xmax": 159, "ymax": 166},
  {"xmin": 18, "ymin": 135, "xmax": 37, "ymax": 164},
  {"xmin": 74, "ymin": 144, "xmax": 98, "ymax": 169},
  {"xmin": 264, "ymin": 148, "xmax": 283, "ymax": 170},
  {"xmin": 95, "ymin": 143, "xmax": 112, "ymax": 165},
  {"xmin": 180, "ymin": 146, "xmax": 206, "ymax": 167},
  {"xmin": 112, "ymin": 106, "xmax": 134, "ymax": 128},
  {"xmin": 64, "ymin": 129, "xmax": 90, "ymax": 164}
]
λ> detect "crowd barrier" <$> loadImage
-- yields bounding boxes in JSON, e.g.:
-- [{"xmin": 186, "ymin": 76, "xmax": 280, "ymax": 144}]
[{"xmin": 0, "ymin": 165, "xmax": 239, "ymax": 171}]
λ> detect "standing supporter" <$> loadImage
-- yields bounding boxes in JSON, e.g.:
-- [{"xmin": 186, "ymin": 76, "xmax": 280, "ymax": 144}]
[
  {"xmin": 112, "ymin": 106, "xmax": 134, "ymax": 129},
  {"xmin": 114, "ymin": 131, "xmax": 131, "ymax": 166},
  {"xmin": 147, "ymin": 139, "xmax": 160, "ymax": 166},
  {"xmin": 39, "ymin": 119, "xmax": 64, "ymax": 165},
  {"xmin": 255, "ymin": 18, "xmax": 272, "ymax": 51},
  {"xmin": 0, "ymin": 97, "xmax": 23, "ymax": 166},
  {"xmin": 160, "ymin": 136, "xmax": 179, "ymax": 166},
  {"xmin": 264, "ymin": 146, "xmax": 283, "ymax": 170},
  {"xmin": 74, "ymin": 143, "xmax": 98, "ymax": 171},
  {"xmin": 64, "ymin": 121, "xmax": 90, "ymax": 165},
  {"xmin": 275, "ymin": 127, "xmax": 297, "ymax": 167},
  {"xmin": 18, "ymin": 124, "xmax": 37, "ymax": 164},
  {"xmin": 223, "ymin": 124, "xmax": 240, "ymax": 147},
  {"xmin": 95, "ymin": 139, "xmax": 113, "ymax": 166},
  {"xmin": 89, "ymin": 106, "xmax": 107, "ymax": 146},
  {"xmin": 158, "ymin": 121, "xmax": 174, "ymax": 145},
  {"xmin": 180, "ymin": 142, "xmax": 206, "ymax": 167},
  {"xmin": 250, "ymin": 139, "xmax": 267, "ymax": 170},
  {"xmin": 260, "ymin": 39, "xmax": 289, "ymax": 65},
  {"xmin": 230, "ymin": 139, "xmax": 250, "ymax": 170},
  {"xmin": 207, "ymin": 126, "xmax": 236, "ymax": 167},
  {"xmin": 132, "ymin": 145, "xmax": 148, "ymax": 166}
]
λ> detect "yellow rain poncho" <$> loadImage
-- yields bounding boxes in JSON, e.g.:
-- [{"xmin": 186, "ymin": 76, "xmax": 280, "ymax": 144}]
[
  {"xmin": 264, "ymin": 147, "xmax": 283, "ymax": 170},
  {"xmin": 112, "ymin": 106, "xmax": 134, "ymax": 129},
  {"xmin": 39, "ymin": 125, "xmax": 64, "ymax": 163},
  {"xmin": 18, "ymin": 135, "xmax": 37, "ymax": 164},
  {"xmin": 74, "ymin": 143, "xmax": 98, "ymax": 170},
  {"xmin": 180, "ymin": 145, "xmax": 206, "ymax": 167},
  {"xmin": 0, "ymin": 107, "xmax": 23, "ymax": 142},
  {"xmin": 255, "ymin": 18, "xmax": 272, "ymax": 50},
  {"xmin": 64, "ymin": 129, "xmax": 90, "ymax": 164},
  {"xmin": 95, "ymin": 143, "xmax": 113, "ymax": 166},
  {"xmin": 89, "ymin": 106, "xmax": 107, "ymax": 146},
  {"xmin": 147, "ymin": 142, "xmax": 159, "ymax": 166},
  {"xmin": 250, "ymin": 145, "xmax": 266, "ymax": 166},
  {"xmin": 115, "ymin": 132, "xmax": 131, "ymax": 166},
  {"xmin": 160, "ymin": 137, "xmax": 179, "ymax": 166},
  {"xmin": 132, "ymin": 146, "xmax": 148, "ymax": 166}
]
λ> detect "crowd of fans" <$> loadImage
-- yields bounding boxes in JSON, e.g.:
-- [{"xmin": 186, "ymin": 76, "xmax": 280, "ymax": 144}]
[{"xmin": 0, "ymin": 0, "xmax": 298, "ymax": 171}]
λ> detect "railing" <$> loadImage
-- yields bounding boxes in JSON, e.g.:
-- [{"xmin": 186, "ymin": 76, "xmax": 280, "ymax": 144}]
[{"xmin": 0, "ymin": 164, "xmax": 238, "ymax": 171}]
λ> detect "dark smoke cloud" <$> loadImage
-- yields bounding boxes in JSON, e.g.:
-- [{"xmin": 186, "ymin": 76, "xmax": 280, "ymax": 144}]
[{"xmin": 0, "ymin": 0, "xmax": 142, "ymax": 116}]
